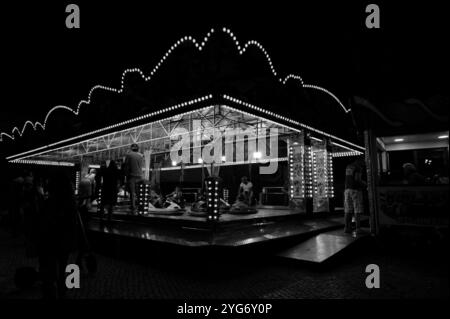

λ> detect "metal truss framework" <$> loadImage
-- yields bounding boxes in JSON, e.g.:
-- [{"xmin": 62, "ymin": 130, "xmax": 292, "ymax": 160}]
[
  {"xmin": 9, "ymin": 104, "xmax": 359, "ymax": 167},
  {"xmin": 14, "ymin": 105, "xmax": 292, "ymax": 165}
]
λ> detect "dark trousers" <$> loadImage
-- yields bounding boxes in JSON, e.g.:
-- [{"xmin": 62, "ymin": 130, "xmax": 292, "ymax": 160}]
[
  {"xmin": 127, "ymin": 176, "xmax": 143, "ymax": 210},
  {"xmin": 38, "ymin": 252, "xmax": 69, "ymax": 299},
  {"xmin": 100, "ymin": 204, "xmax": 113, "ymax": 222}
]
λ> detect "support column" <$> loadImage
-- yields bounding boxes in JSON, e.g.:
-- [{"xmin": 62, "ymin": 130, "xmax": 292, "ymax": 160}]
[
  {"xmin": 288, "ymin": 132, "xmax": 308, "ymax": 214},
  {"xmin": 74, "ymin": 163, "xmax": 81, "ymax": 195},
  {"xmin": 205, "ymin": 176, "xmax": 222, "ymax": 226},
  {"xmin": 137, "ymin": 183, "xmax": 151, "ymax": 215},
  {"xmin": 364, "ymin": 129, "xmax": 379, "ymax": 235},
  {"xmin": 311, "ymin": 137, "xmax": 329, "ymax": 213},
  {"xmin": 304, "ymin": 134, "xmax": 314, "ymax": 215},
  {"xmin": 144, "ymin": 150, "xmax": 151, "ymax": 181},
  {"xmin": 325, "ymin": 138, "xmax": 335, "ymax": 213}
]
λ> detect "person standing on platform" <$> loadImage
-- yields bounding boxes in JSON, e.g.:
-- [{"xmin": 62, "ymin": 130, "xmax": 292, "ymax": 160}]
[
  {"xmin": 86, "ymin": 169, "xmax": 97, "ymax": 204},
  {"xmin": 344, "ymin": 157, "xmax": 366, "ymax": 234},
  {"xmin": 101, "ymin": 160, "xmax": 120, "ymax": 223},
  {"xmin": 238, "ymin": 176, "xmax": 254, "ymax": 205},
  {"xmin": 124, "ymin": 144, "xmax": 145, "ymax": 214},
  {"xmin": 78, "ymin": 172, "xmax": 94, "ymax": 224}
]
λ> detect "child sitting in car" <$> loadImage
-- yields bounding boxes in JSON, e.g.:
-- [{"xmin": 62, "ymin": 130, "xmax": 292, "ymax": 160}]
[
  {"xmin": 149, "ymin": 189, "xmax": 164, "ymax": 208},
  {"xmin": 232, "ymin": 194, "xmax": 248, "ymax": 209},
  {"xmin": 166, "ymin": 186, "xmax": 184, "ymax": 208}
]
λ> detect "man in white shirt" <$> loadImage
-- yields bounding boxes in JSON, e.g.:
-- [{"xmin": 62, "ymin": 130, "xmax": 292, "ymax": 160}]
[{"xmin": 238, "ymin": 176, "xmax": 254, "ymax": 205}]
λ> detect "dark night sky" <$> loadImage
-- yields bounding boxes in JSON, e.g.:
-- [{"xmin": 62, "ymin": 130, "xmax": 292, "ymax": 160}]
[{"xmin": 0, "ymin": 1, "xmax": 448, "ymax": 137}]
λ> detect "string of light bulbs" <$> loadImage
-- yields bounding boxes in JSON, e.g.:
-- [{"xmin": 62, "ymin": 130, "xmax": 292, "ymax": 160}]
[
  {"xmin": 8, "ymin": 94, "xmax": 361, "ymax": 162},
  {"xmin": 222, "ymin": 95, "xmax": 364, "ymax": 152},
  {"xmin": 1, "ymin": 27, "xmax": 351, "ymax": 142},
  {"xmin": 7, "ymin": 96, "xmax": 213, "ymax": 161}
]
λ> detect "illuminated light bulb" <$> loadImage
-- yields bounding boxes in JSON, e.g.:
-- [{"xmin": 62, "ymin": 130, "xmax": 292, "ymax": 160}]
[{"xmin": 253, "ymin": 151, "xmax": 262, "ymax": 160}]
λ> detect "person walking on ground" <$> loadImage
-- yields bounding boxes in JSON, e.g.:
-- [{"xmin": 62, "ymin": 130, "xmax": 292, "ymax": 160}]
[
  {"xmin": 124, "ymin": 144, "xmax": 145, "ymax": 213},
  {"xmin": 100, "ymin": 160, "xmax": 120, "ymax": 222},
  {"xmin": 344, "ymin": 157, "xmax": 367, "ymax": 234}
]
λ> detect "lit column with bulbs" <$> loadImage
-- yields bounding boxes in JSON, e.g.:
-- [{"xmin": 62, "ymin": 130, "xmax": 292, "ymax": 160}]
[
  {"xmin": 205, "ymin": 176, "xmax": 222, "ymax": 223},
  {"xmin": 137, "ymin": 183, "xmax": 151, "ymax": 215},
  {"xmin": 289, "ymin": 145, "xmax": 294, "ymax": 199},
  {"xmin": 326, "ymin": 139, "xmax": 335, "ymax": 212},
  {"xmin": 221, "ymin": 155, "xmax": 229, "ymax": 203},
  {"xmin": 311, "ymin": 137, "xmax": 330, "ymax": 213},
  {"xmin": 97, "ymin": 188, "xmax": 103, "ymax": 214},
  {"xmin": 288, "ymin": 133, "xmax": 307, "ymax": 213},
  {"xmin": 252, "ymin": 150, "xmax": 262, "ymax": 205},
  {"xmin": 223, "ymin": 188, "xmax": 229, "ymax": 204},
  {"xmin": 75, "ymin": 171, "xmax": 80, "ymax": 195},
  {"xmin": 304, "ymin": 135, "xmax": 314, "ymax": 215},
  {"xmin": 312, "ymin": 149, "xmax": 318, "ymax": 197},
  {"xmin": 143, "ymin": 184, "xmax": 150, "ymax": 215},
  {"xmin": 138, "ymin": 184, "xmax": 144, "ymax": 215}
]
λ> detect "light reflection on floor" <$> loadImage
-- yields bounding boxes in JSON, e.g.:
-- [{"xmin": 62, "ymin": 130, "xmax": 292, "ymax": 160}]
[{"xmin": 88, "ymin": 215, "xmax": 349, "ymax": 248}]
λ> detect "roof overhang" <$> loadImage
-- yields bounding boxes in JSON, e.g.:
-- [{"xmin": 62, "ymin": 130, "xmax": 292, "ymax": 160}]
[{"xmin": 7, "ymin": 94, "xmax": 364, "ymax": 165}]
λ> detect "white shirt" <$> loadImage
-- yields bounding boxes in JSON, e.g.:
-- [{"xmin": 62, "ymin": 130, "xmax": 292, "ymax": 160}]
[{"xmin": 240, "ymin": 181, "xmax": 253, "ymax": 193}]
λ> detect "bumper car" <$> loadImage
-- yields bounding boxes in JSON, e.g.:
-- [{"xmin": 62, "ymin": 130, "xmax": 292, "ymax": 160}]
[
  {"xmin": 219, "ymin": 198, "xmax": 231, "ymax": 212},
  {"xmin": 166, "ymin": 196, "xmax": 186, "ymax": 210},
  {"xmin": 228, "ymin": 196, "xmax": 258, "ymax": 214},
  {"xmin": 189, "ymin": 199, "xmax": 207, "ymax": 216},
  {"xmin": 189, "ymin": 198, "xmax": 231, "ymax": 216},
  {"xmin": 146, "ymin": 199, "xmax": 184, "ymax": 215}
]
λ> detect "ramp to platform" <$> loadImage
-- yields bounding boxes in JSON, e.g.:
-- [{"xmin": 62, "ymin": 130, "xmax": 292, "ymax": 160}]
[{"xmin": 276, "ymin": 228, "xmax": 370, "ymax": 264}]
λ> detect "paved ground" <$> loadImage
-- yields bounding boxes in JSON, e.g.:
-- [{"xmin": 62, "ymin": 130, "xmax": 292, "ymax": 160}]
[{"xmin": 0, "ymin": 228, "xmax": 448, "ymax": 299}]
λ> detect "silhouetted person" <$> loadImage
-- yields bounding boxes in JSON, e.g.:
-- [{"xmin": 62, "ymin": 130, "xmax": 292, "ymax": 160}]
[
  {"xmin": 95, "ymin": 163, "xmax": 107, "ymax": 201},
  {"xmin": 37, "ymin": 172, "xmax": 77, "ymax": 299},
  {"xmin": 23, "ymin": 173, "xmax": 44, "ymax": 258},
  {"xmin": 402, "ymin": 163, "xmax": 426, "ymax": 185},
  {"xmin": 9, "ymin": 172, "xmax": 25, "ymax": 237},
  {"xmin": 78, "ymin": 169, "xmax": 96, "ymax": 226},
  {"xmin": 100, "ymin": 160, "xmax": 120, "ymax": 222},
  {"xmin": 124, "ymin": 144, "xmax": 145, "ymax": 213},
  {"xmin": 344, "ymin": 157, "xmax": 366, "ymax": 234},
  {"xmin": 87, "ymin": 169, "xmax": 97, "ymax": 203}
]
